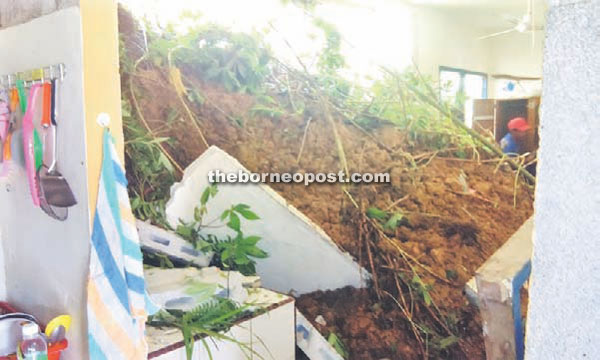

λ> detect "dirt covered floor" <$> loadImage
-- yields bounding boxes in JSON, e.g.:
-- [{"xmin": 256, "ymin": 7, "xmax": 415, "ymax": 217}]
[{"xmin": 119, "ymin": 9, "xmax": 534, "ymax": 359}]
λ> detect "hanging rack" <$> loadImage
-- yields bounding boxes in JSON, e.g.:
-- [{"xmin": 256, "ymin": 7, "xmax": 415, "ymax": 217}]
[{"xmin": 0, "ymin": 63, "xmax": 66, "ymax": 89}]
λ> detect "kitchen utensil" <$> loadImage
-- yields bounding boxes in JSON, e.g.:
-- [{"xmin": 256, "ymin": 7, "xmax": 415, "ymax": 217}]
[
  {"xmin": 0, "ymin": 89, "xmax": 23, "ymax": 178},
  {"xmin": 44, "ymin": 315, "xmax": 71, "ymax": 343},
  {"xmin": 22, "ymin": 84, "xmax": 42, "ymax": 206},
  {"xmin": 38, "ymin": 79, "xmax": 76, "ymax": 208},
  {"xmin": 0, "ymin": 101, "xmax": 8, "ymax": 143},
  {"xmin": 48, "ymin": 325, "xmax": 65, "ymax": 343}
]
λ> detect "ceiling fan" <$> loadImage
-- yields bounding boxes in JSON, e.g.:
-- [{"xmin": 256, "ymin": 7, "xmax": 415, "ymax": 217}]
[{"xmin": 478, "ymin": 0, "xmax": 544, "ymax": 41}]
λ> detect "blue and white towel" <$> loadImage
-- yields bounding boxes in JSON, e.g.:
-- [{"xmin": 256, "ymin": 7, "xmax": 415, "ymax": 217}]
[{"xmin": 87, "ymin": 129, "xmax": 148, "ymax": 359}]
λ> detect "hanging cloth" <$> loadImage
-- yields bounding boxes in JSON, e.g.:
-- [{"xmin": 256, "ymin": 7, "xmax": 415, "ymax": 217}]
[{"xmin": 87, "ymin": 129, "xmax": 148, "ymax": 359}]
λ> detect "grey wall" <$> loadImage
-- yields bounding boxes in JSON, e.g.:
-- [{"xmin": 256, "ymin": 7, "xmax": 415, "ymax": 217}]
[
  {"xmin": 0, "ymin": 8, "xmax": 90, "ymax": 359},
  {"xmin": 526, "ymin": 0, "xmax": 600, "ymax": 358},
  {"xmin": 0, "ymin": 0, "xmax": 78, "ymax": 28}
]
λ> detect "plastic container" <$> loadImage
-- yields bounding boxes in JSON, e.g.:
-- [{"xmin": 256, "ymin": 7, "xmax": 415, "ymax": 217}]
[
  {"xmin": 20, "ymin": 322, "xmax": 47, "ymax": 360},
  {"xmin": 0, "ymin": 303, "xmax": 68, "ymax": 360}
]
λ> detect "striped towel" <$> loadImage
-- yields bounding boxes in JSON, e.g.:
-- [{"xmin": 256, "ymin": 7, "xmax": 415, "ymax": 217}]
[{"xmin": 87, "ymin": 129, "xmax": 148, "ymax": 359}]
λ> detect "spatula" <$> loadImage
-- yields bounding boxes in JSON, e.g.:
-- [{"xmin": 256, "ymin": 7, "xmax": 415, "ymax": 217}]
[{"xmin": 38, "ymin": 79, "xmax": 76, "ymax": 208}]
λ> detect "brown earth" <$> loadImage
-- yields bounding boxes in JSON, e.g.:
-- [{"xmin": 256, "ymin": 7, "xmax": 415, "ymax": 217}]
[
  {"xmin": 128, "ymin": 68, "xmax": 533, "ymax": 359},
  {"xmin": 120, "ymin": 9, "xmax": 534, "ymax": 359}
]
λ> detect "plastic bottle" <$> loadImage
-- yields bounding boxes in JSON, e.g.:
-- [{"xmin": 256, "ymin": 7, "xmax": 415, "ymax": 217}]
[{"xmin": 19, "ymin": 322, "xmax": 48, "ymax": 360}]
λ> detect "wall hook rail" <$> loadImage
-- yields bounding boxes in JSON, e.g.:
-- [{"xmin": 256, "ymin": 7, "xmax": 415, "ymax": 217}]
[{"xmin": 0, "ymin": 63, "xmax": 66, "ymax": 89}]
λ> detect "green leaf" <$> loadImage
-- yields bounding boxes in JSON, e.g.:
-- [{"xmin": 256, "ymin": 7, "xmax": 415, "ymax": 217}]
[
  {"xmin": 245, "ymin": 246, "xmax": 268, "ymax": 259},
  {"xmin": 220, "ymin": 209, "xmax": 230, "ymax": 221},
  {"xmin": 423, "ymin": 289, "xmax": 432, "ymax": 306},
  {"xmin": 176, "ymin": 224, "xmax": 193, "ymax": 239},
  {"xmin": 227, "ymin": 212, "xmax": 241, "ymax": 232},
  {"xmin": 233, "ymin": 204, "xmax": 250, "ymax": 211},
  {"xmin": 194, "ymin": 206, "xmax": 203, "ymax": 222},
  {"xmin": 412, "ymin": 274, "xmax": 432, "ymax": 306},
  {"xmin": 158, "ymin": 152, "xmax": 175, "ymax": 173},
  {"xmin": 201, "ymin": 185, "xmax": 217, "ymax": 205},
  {"xmin": 327, "ymin": 332, "xmax": 348, "ymax": 358},
  {"xmin": 234, "ymin": 250, "xmax": 251, "ymax": 265},
  {"xmin": 384, "ymin": 213, "xmax": 403, "ymax": 230},
  {"xmin": 131, "ymin": 196, "xmax": 141, "ymax": 209},
  {"xmin": 439, "ymin": 335, "xmax": 459, "ymax": 349},
  {"xmin": 236, "ymin": 207, "xmax": 259, "ymax": 220},
  {"xmin": 239, "ymin": 235, "xmax": 261, "ymax": 246},
  {"xmin": 366, "ymin": 207, "xmax": 387, "ymax": 220},
  {"xmin": 221, "ymin": 248, "xmax": 232, "ymax": 262}
]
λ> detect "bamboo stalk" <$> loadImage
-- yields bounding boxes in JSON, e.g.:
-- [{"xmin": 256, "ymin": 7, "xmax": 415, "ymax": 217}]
[{"xmin": 382, "ymin": 68, "xmax": 536, "ymax": 184}]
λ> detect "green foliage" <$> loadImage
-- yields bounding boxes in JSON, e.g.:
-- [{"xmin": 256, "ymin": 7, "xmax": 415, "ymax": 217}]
[
  {"xmin": 123, "ymin": 99, "xmax": 175, "ymax": 228},
  {"xmin": 439, "ymin": 335, "xmax": 459, "ymax": 349},
  {"xmin": 145, "ymin": 20, "xmax": 271, "ymax": 94},
  {"xmin": 312, "ymin": 18, "xmax": 352, "ymax": 100},
  {"xmin": 216, "ymin": 232, "xmax": 268, "ymax": 275},
  {"xmin": 143, "ymin": 252, "xmax": 175, "ymax": 269},
  {"xmin": 411, "ymin": 273, "xmax": 433, "ymax": 307},
  {"xmin": 149, "ymin": 297, "xmax": 253, "ymax": 360},
  {"xmin": 351, "ymin": 70, "xmax": 480, "ymax": 152},
  {"xmin": 176, "ymin": 186, "xmax": 267, "ymax": 275},
  {"xmin": 250, "ymin": 95, "xmax": 287, "ymax": 119},
  {"xmin": 314, "ymin": 18, "xmax": 345, "ymax": 74},
  {"xmin": 366, "ymin": 207, "xmax": 404, "ymax": 231}
]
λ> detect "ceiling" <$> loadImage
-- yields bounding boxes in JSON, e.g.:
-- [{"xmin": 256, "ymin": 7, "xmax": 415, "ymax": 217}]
[
  {"xmin": 406, "ymin": 0, "xmax": 547, "ymax": 31},
  {"xmin": 407, "ymin": 0, "xmax": 545, "ymax": 11}
]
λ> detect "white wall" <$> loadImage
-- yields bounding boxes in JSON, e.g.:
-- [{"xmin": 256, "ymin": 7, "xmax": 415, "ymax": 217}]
[
  {"xmin": 0, "ymin": 229, "xmax": 5, "ymax": 300},
  {"xmin": 412, "ymin": 6, "xmax": 544, "ymax": 100},
  {"xmin": 488, "ymin": 32, "xmax": 544, "ymax": 98},
  {"xmin": 412, "ymin": 7, "xmax": 492, "ymax": 80},
  {"xmin": 0, "ymin": 8, "xmax": 90, "ymax": 359}
]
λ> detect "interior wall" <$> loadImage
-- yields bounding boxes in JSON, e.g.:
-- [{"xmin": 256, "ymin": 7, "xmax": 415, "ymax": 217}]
[
  {"xmin": 412, "ymin": 6, "xmax": 544, "ymax": 100},
  {"xmin": 488, "ymin": 32, "xmax": 545, "ymax": 98},
  {"xmin": 0, "ymin": 229, "xmax": 5, "ymax": 300},
  {"xmin": 412, "ymin": 7, "xmax": 493, "ymax": 80},
  {"xmin": 0, "ymin": 8, "xmax": 90, "ymax": 359}
]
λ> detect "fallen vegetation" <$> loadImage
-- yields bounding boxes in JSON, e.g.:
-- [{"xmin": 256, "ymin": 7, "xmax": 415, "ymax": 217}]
[{"xmin": 119, "ymin": 5, "xmax": 534, "ymax": 359}]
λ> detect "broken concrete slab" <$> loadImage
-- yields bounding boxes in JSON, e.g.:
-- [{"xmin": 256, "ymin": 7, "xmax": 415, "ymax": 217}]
[
  {"xmin": 296, "ymin": 310, "xmax": 344, "ymax": 360},
  {"xmin": 474, "ymin": 217, "xmax": 533, "ymax": 360},
  {"xmin": 136, "ymin": 220, "xmax": 212, "ymax": 267},
  {"xmin": 147, "ymin": 288, "xmax": 295, "ymax": 360},
  {"xmin": 145, "ymin": 267, "xmax": 252, "ymax": 310},
  {"xmin": 165, "ymin": 146, "xmax": 369, "ymax": 295}
]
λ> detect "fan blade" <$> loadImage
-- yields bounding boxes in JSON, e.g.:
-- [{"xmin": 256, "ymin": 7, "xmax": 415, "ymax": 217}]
[{"xmin": 478, "ymin": 28, "xmax": 517, "ymax": 40}]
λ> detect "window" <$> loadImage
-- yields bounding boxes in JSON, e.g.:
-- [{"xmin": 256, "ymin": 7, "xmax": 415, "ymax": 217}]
[
  {"xmin": 439, "ymin": 67, "xmax": 488, "ymax": 126},
  {"xmin": 440, "ymin": 67, "xmax": 487, "ymax": 100}
]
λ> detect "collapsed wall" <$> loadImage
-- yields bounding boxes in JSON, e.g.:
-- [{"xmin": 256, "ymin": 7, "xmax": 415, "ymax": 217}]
[{"xmin": 165, "ymin": 146, "xmax": 370, "ymax": 295}]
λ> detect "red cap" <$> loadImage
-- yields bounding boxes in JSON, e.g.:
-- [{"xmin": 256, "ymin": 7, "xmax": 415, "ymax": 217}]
[{"xmin": 508, "ymin": 117, "xmax": 530, "ymax": 132}]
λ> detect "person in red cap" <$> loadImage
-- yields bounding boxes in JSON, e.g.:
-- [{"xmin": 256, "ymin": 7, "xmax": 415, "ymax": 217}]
[{"xmin": 500, "ymin": 117, "xmax": 531, "ymax": 155}]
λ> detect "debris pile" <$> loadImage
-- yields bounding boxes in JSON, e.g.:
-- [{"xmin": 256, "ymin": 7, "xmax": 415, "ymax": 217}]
[{"xmin": 119, "ymin": 7, "xmax": 534, "ymax": 359}]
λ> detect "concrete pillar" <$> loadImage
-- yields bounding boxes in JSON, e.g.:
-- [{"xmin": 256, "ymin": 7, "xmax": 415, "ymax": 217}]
[{"xmin": 526, "ymin": 0, "xmax": 600, "ymax": 358}]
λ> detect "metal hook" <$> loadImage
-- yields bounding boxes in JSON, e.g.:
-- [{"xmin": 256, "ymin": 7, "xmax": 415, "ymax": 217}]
[
  {"xmin": 97, "ymin": 113, "xmax": 111, "ymax": 128},
  {"xmin": 59, "ymin": 64, "xmax": 65, "ymax": 82}
]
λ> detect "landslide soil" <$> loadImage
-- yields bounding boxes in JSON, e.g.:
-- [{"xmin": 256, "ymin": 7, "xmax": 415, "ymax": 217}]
[{"xmin": 120, "ymin": 11, "xmax": 534, "ymax": 359}]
